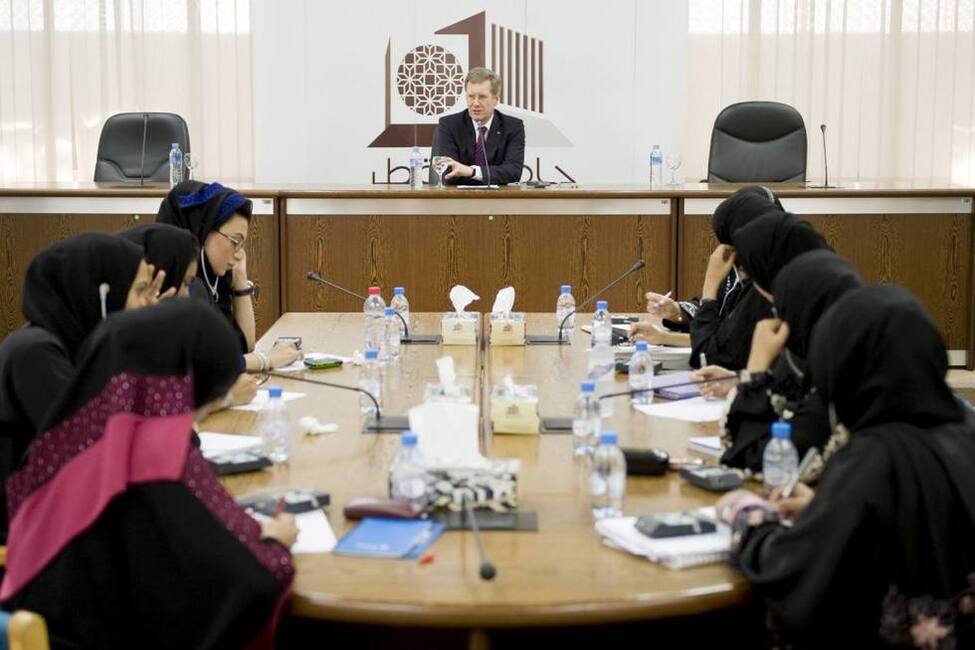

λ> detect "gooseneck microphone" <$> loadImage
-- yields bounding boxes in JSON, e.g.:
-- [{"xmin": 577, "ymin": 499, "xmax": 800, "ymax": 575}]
[
  {"xmin": 305, "ymin": 272, "xmax": 440, "ymax": 343},
  {"xmin": 266, "ymin": 371, "xmax": 409, "ymax": 433},
  {"xmin": 138, "ymin": 112, "xmax": 148, "ymax": 186},
  {"xmin": 464, "ymin": 499, "xmax": 497, "ymax": 581},
  {"xmin": 526, "ymin": 259, "xmax": 647, "ymax": 345},
  {"xmin": 809, "ymin": 123, "xmax": 838, "ymax": 189}
]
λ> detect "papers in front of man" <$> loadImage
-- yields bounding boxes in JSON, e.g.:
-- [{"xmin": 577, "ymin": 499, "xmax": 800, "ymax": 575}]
[{"xmin": 595, "ymin": 507, "xmax": 730, "ymax": 569}]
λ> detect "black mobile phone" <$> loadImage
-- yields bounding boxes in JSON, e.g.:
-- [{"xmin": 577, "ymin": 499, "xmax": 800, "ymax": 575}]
[
  {"xmin": 276, "ymin": 336, "xmax": 302, "ymax": 349},
  {"xmin": 679, "ymin": 466, "xmax": 744, "ymax": 492},
  {"xmin": 635, "ymin": 512, "xmax": 717, "ymax": 539},
  {"xmin": 622, "ymin": 447, "xmax": 670, "ymax": 476}
]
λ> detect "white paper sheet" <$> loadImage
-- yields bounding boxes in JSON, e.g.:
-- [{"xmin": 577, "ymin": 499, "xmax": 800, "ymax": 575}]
[
  {"xmin": 198, "ymin": 432, "xmax": 262, "ymax": 458},
  {"xmin": 688, "ymin": 436, "xmax": 723, "ymax": 457},
  {"xmin": 634, "ymin": 396, "xmax": 729, "ymax": 422},
  {"xmin": 230, "ymin": 390, "xmax": 306, "ymax": 412},
  {"xmin": 291, "ymin": 510, "xmax": 337, "ymax": 554}
]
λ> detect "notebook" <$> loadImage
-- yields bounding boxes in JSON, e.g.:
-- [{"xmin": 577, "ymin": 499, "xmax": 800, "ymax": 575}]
[
  {"xmin": 652, "ymin": 371, "xmax": 701, "ymax": 400},
  {"xmin": 594, "ymin": 507, "xmax": 730, "ymax": 569},
  {"xmin": 688, "ymin": 436, "xmax": 723, "ymax": 458},
  {"xmin": 333, "ymin": 518, "xmax": 445, "ymax": 559}
]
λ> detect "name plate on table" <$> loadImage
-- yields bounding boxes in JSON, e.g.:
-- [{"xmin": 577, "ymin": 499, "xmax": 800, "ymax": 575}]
[
  {"xmin": 489, "ymin": 313, "xmax": 526, "ymax": 346},
  {"xmin": 490, "ymin": 397, "xmax": 540, "ymax": 435},
  {"xmin": 441, "ymin": 313, "xmax": 478, "ymax": 345}
]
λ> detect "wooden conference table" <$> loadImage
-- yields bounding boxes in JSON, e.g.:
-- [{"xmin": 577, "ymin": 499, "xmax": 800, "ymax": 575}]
[
  {"xmin": 203, "ymin": 312, "xmax": 749, "ymax": 641},
  {"xmin": 1, "ymin": 181, "xmax": 971, "ymax": 366}
]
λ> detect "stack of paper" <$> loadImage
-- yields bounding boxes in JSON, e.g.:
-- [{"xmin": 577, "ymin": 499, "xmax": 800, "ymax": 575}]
[
  {"xmin": 198, "ymin": 432, "xmax": 261, "ymax": 459},
  {"xmin": 595, "ymin": 507, "xmax": 730, "ymax": 569},
  {"xmin": 333, "ymin": 518, "xmax": 445, "ymax": 559},
  {"xmin": 634, "ymin": 396, "xmax": 730, "ymax": 423}
]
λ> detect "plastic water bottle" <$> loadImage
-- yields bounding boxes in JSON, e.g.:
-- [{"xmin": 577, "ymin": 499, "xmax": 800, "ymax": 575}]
[
  {"xmin": 258, "ymin": 385, "xmax": 290, "ymax": 463},
  {"xmin": 388, "ymin": 430, "xmax": 430, "ymax": 506},
  {"xmin": 591, "ymin": 431, "xmax": 626, "ymax": 519},
  {"xmin": 358, "ymin": 349, "xmax": 383, "ymax": 414},
  {"xmin": 363, "ymin": 287, "xmax": 386, "ymax": 352},
  {"xmin": 762, "ymin": 421, "xmax": 799, "ymax": 494},
  {"xmin": 390, "ymin": 286, "xmax": 411, "ymax": 336},
  {"xmin": 628, "ymin": 341, "xmax": 654, "ymax": 406},
  {"xmin": 649, "ymin": 145, "xmax": 663, "ymax": 188},
  {"xmin": 383, "ymin": 307, "xmax": 401, "ymax": 362},
  {"xmin": 409, "ymin": 146, "xmax": 424, "ymax": 190},
  {"xmin": 169, "ymin": 143, "xmax": 184, "ymax": 187},
  {"xmin": 589, "ymin": 300, "xmax": 615, "ymax": 416},
  {"xmin": 572, "ymin": 380, "xmax": 601, "ymax": 456},
  {"xmin": 556, "ymin": 284, "xmax": 576, "ymax": 336}
]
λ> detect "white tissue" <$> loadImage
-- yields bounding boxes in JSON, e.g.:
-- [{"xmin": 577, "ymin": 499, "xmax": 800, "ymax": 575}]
[
  {"xmin": 408, "ymin": 401, "xmax": 485, "ymax": 467},
  {"xmin": 436, "ymin": 356, "xmax": 457, "ymax": 390},
  {"xmin": 491, "ymin": 286, "xmax": 516, "ymax": 316},
  {"xmin": 449, "ymin": 285, "xmax": 479, "ymax": 313}
]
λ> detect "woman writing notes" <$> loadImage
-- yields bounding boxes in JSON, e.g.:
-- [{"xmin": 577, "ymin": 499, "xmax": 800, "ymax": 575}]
[
  {"xmin": 1, "ymin": 300, "xmax": 296, "ymax": 649},
  {"xmin": 632, "ymin": 186, "xmax": 782, "ymax": 370},
  {"xmin": 718, "ymin": 285, "xmax": 975, "ymax": 648}
]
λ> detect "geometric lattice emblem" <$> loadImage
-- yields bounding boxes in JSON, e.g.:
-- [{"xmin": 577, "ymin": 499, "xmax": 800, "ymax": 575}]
[{"xmin": 396, "ymin": 44, "xmax": 465, "ymax": 116}]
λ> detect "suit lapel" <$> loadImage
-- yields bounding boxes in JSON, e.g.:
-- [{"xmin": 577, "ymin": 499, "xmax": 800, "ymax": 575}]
[
  {"xmin": 459, "ymin": 110, "xmax": 476, "ymax": 163},
  {"xmin": 486, "ymin": 111, "xmax": 503, "ymax": 164}
]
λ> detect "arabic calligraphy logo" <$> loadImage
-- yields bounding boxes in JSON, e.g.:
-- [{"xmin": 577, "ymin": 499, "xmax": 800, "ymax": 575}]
[{"xmin": 396, "ymin": 45, "xmax": 464, "ymax": 116}]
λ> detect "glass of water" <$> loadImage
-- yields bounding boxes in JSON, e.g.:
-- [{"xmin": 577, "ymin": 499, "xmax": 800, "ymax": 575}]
[
  {"xmin": 666, "ymin": 153, "xmax": 682, "ymax": 186},
  {"xmin": 432, "ymin": 156, "xmax": 449, "ymax": 188},
  {"xmin": 184, "ymin": 152, "xmax": 198, "ymax": 181}
]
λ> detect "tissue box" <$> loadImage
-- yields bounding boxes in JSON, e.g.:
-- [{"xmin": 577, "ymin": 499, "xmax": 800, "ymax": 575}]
[
  {"xmin": 426, "ymin": 459, "xmax": 521, "ymax": 511},
  {"xmin": 490, "ymin": 383, "xmax": 540, "ymax": 435},
  {"xmin": 489, "ymin": 312, "xmax": 526, "ymax": 346},
  {"xmin": 441, "ymin": 312, "xmax": 478, "ymax": 345},
  {"xmin": 423, "ymin": 382, "xmax": 473, "ymax": 403}
]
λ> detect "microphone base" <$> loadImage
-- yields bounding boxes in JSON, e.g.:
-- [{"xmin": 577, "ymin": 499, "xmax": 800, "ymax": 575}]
[
  {"xmin": 401, "ymin": 334, "xmax": 442, "ymax": 345},
  {"xmin": 539, "ymin": 417, "xmax": 574, "ymax": 433},
  {"xmin": 525, "ymin": 334, "xmax": 571, "ymax": 346},
  {"xmin": 362, "ymin": 415, "xmax": 411, "ymax": 433},
  {"xmin": 807, "ymin": 183, "xmax": 840, "ymax": 189}
]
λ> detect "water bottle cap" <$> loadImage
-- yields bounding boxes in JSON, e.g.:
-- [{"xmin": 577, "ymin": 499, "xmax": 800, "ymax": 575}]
[
  {"xmin": 171, "ymin": 143, "xmax": 179, "ymax": 148},
  {"xmin": 268, "ymin": 385, "xmax": 283, "ymax": 398},
  {"xmin": 401, "ymin": 430, "xmax": 418, "ymax": 446},
  {"xmin": 635, "ymin": 341, "xmax": 648, "ymax": 352},
  {"xmin": 581, "ymin": 380, "xmax": 595, "ymax": 392},
  {"xmin": 599, "ymin": 431, "xmax": 618, "ymax": 445},
  {"xmin": 653, "ymin": 144, "xmax": 661, "ymax": 149},
  {"xmin": 368, "ymin": 287, "xmax": 381, "ymax": 295},
  {"xmin": 364, "ymin": 349, "xmax": 379, "ymax": 360},
  {"xmin": 596, "ymin": 300, "xmax": 608, "ymax": 311},
  {"xmin": 385, "ymin": 307, "xmax": 395, "ymax": 316},
  {"xmin": 560, "ymin": 284, "xmax": 571, "ymax": 293},
  {"xmin": 394, "ymin": 287, "xmax": 405, "ymax": 295},
  {"xmin": 771, "ymin": 421, "xmax": 792, "ymax": 439}
]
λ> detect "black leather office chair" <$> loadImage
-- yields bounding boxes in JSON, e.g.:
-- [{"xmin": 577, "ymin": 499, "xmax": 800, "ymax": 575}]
[
  {"xmin": 707, "ymin": 101, "xmax": 807, "ymax": 183},
  {"xmin": 94, "ymin": 112, "xmax": 190, "ymax": 183}
]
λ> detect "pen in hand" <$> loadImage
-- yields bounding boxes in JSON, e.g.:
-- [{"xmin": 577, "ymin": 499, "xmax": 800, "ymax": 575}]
[{"xmin": 782, "ymin": 447, "xmax": 818, "ymax": 499}]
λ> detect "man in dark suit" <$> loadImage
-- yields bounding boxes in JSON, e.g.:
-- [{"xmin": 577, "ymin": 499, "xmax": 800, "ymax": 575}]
[{"xmin": 434, "ymin": 67, "xmax": 525, "ymax": 186}]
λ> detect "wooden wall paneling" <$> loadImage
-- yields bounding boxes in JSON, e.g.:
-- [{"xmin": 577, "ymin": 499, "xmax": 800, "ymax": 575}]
[
  {"xmin": 0, "ymin": 198, "xmax": 279, "ymax": 341},
  {"xmin": 284, "ymin": 212, "xmax": 673, "ymax": 314}
]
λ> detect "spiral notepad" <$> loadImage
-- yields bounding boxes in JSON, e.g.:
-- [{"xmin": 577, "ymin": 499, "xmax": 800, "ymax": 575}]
[{"xmin": 594, "ymin": 507, "xmax": 730, "ymax": 569}]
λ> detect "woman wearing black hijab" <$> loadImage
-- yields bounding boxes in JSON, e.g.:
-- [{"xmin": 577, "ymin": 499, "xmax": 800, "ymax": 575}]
[
  {"xmin": 634, "ymin": 186, "xmax": 783, "ymax": 368},
  {"xmin": 1, "ymin": 299, "xmax": 297, "ymax": 649},
  {"xmin": 731, "ymin": 210, "xmax": 830, "ymax": 298},
  {"xmin": 156, "ymin": 180, "xmax": 299, "ymax": 374},
  {"xmin": 0, "ymin": 233, "xmax": 155, "ymax": 542},
  {"xmin": 718, "ymin": 250, "xmax": 863, "ymax": 472},
  {"xmin": 717, "ymin": 285, "xmax": 975, "ymax": 648},
  {"xmin": 118, "ymin": 223, "xmax": 199, "ymax": 297}
]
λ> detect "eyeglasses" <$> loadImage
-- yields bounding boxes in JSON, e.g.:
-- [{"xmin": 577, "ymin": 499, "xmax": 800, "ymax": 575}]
[{"xmin": 216, "ymin": 230, "xmax": 245, "ymax": 251}]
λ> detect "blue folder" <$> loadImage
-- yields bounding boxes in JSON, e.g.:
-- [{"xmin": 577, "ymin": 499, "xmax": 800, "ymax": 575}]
[{"xmin": 333, "ymin": 517, "xmax": 445, "ymax": 559}]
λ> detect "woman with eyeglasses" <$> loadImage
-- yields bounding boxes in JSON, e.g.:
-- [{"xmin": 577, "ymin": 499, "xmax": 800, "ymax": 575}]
[{"xmin": 157, "ymin": 181, "xmax": 301, "ymax": 396}]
